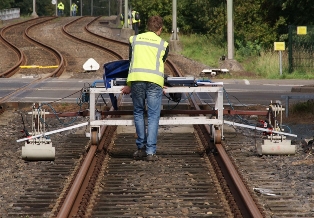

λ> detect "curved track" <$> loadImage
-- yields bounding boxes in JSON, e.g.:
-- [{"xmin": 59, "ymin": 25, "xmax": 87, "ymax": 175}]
[
  {"xmin": 0, "ymin": 17, "xmax": 65, "ymax": 78},
  {"xmin": 2, "ymin": 16, "xmax": 300, "ymax": 218},
  {"xmin": 0, "ymin": 16, "xmax": 125, "ymax": 104}
]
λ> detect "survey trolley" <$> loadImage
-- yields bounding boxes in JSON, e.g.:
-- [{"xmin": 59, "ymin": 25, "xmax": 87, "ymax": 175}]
[{"xmin": 89, "ymin": 79, "xmax": 225, "ymax": 145}]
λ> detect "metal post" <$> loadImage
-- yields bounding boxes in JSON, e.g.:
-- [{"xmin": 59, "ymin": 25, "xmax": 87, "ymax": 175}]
[
  {"xmin": 171, "ymin": 0, "xmax": 177, "ymax": 40},
  {"xmin": 108, "ymin": 0, "xmax": 110, "ymax": 16},
  {"xmin": 227, "ymin": 0, "xmax": 234, "ymax": 60},
  {"xmin": 124, "ymin": 0, "xmax": 128, "ymax": 28},
  {"xmin": 119, "ymin": 0, "xmax": 122, "ymax": 16},
  {"xmin": 31, "ymin": 0, "xmax": 38, "ymax": 17},
  {"xmin": 70, "ymin": 0, "xmax": 72, "ymax": 16},
  {"xmin": 279, "ymin": 51, "xmax": 282, "ymax": 75},
  {"xmin": 90, "ymin": 91, "xmax": 95, "ymax": 122},
  {"xmin": 55, "ymin": 0, "xmax": 58, "ymax": 16},
  {"xmin": 80, "ymin": 0, "xmax": 82, "ymax": 16}
]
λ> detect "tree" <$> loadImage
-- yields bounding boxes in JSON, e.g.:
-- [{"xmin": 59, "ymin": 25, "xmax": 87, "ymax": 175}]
[
  {"xmin": 0, "ymin": 0, "xmax": 14, "ymax": 10},
  {"xmin": 131, "ymin": 0, "xmax": 173, "ymax": 32},
  {"xmin": 281, "ymin": 0, "xmax": 314, "ymax": 25}
]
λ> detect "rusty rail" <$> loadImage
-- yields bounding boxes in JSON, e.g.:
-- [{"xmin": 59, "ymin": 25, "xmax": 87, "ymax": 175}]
[
  {"xmin": 189, "ymin": 93, "xmax": 264, "ymax": 218},
  {"xmin": 62, "ymin": 16, "xmax": 123, "ymax": 60}
]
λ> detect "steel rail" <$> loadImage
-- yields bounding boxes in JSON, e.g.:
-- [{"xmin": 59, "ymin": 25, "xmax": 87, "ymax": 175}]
[
  {"xmin": 53, "ymin": 50, "xmax": 184, "ymax": 216},
  {"xmin": 0, "ymin": 17, "xmax": 68, "ymax": 103},
  {"xmin": 62, "ymin": 16, "xmax": 123, "ymax": 60},
  {"xmin": 0, "ymin": 18, "xmax": 41, "ymax": 78},
  {"xmin": 24, "ymin": 17, "xmax": 66, "ymax": 77},
  {"xmin": 85, "ymin": 16, "xmax": 126, "ymax": 44},
  {"xmin": 0, "ymin": 16, "xmax": 117, "ymax": 104},
  {"xmin": 0, "ymin": 17, "xmax": 60, "ymax": 78},
  {"xmin": 56, "ymin": 99, "xmax": 119, "ymax": 217},
  {"xmin": 84, "ymin": 17, "xmax": 181, "ymax": 77},
  {"xmin": 55, "ymin": 16, "xmax": 263, "ymax": 217},
  {"xmin": 189, "ymin": 93, "xmax": 264, "ymax": 218}
]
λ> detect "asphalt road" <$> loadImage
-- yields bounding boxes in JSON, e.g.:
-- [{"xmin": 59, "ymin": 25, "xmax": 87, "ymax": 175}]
[{"xmin": 1, "ymin": 78, "xmax": 314, "ymax": 107}]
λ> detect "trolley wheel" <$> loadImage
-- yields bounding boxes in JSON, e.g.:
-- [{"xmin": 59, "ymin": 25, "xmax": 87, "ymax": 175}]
[
  {"xmin": 213, "ymin": 129, "xmax": 222, "ymax": 144},
  {"xmin": 91, "ymin": 130, "xmax": 98, "ymax": 145}
]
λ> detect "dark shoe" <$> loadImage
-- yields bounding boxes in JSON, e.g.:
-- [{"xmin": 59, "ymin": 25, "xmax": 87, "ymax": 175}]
[
  {"xmin": 146, "ymin": 154, "xmax": 158, "ymax": 161},
  {"xmin": 133, "ymin": 147, "xmax": 147, "ymax": 159}
]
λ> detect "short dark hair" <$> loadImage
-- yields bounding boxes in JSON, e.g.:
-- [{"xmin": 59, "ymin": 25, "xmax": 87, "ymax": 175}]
[{"xmin": 147, "ymin": 16, "xmax": 163, "ymax": 32}]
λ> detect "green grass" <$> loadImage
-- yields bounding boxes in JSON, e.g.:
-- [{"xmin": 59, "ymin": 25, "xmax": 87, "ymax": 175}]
[
  {"xmin": 169, "ymin": 33, "xmax": 314, "ymax": 79},
  {"xmin": 178, "ymin": 34, "xmax": 225, "ymax": 68},
  {"xmin": 290, "ymin": 100, "xmax": 314, "ymax": 115},
  {"xmin": 242, "ymin": 50, "xmax": 286, "ymax": 79}
]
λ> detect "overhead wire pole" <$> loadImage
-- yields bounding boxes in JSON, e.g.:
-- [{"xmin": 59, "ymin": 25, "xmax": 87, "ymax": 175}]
[
  {"xmin": 124, "ymin": 0, "xmax": 128, "ymax": 28},
  {"xmin": 70, "ymin": 0, "xmax": 72, "ymax": 16},
  {"xmin": 169, "ymin": 0, "xmax": 179, "ymax": 52},
  {"xmin": 31, "ymin": 0, "xmax": 38, "ymax": 17},
  {"xmin": 227, "ymin": 0, "xmax": 234, "ymax": 60},
  {"xmin": 80, "ymin": 0, "xmax": 82, "ymax": 16},
  {"xmin": 55, "ymin": 0, "xmax": 58, "ymax": 16},
  {"xmin": 108, "ymin": 0, "xmax": 111, "ymax": 16},
  {"xmin": 119, "ymin": 0, "xmax": 122, "ymax": 16},
  {"xmin": 171, "ymin": 0, "xmax": 177, "ymax": 40}
]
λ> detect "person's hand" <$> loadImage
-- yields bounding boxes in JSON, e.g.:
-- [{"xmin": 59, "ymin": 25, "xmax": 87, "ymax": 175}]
[
  {"xmin": 121, "ymin": 86, "xmax": 131, "ymax": 94},
  {"xmin": 163, "ymin": 86, "xmax": 168, "ymax": 95}
]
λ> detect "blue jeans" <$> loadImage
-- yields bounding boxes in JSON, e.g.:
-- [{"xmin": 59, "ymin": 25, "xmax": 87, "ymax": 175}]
[
  {"xmin": 131, "ymin": 82, "xmax": 162, "ymax": 155},
  {"xmin": 58, "ymin": 9, "xmax": 63, "ymax": 16}
]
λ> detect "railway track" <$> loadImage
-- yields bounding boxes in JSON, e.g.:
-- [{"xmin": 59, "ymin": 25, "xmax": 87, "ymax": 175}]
[
  {"xmin": 1, "ymin": 16, "xmax": 312, "ymax": 218},
  {"xmin": 0, "ymin": 16, "xmax": 184, "ymax": 104},
  {"xmin": 223, "ymin": 128, "xmax": 314, "ymax": 217},
  {"xmin": 63, "ymin": 17, "xmax": 129, "ymax": 60},
  {"xmin": 0, "ymin": 16, "xmax": 124, "ymax": 104},
  {"xmin": 0, "ymin": 16, "xmax": 64, "ymax": 78},
  {"xmin": 47, "ymin": 91, "xmax": 264, "ymax": 218},
  {"xmin": 1, "ymin": 17, "xmax": 262, "ymax": 217}
]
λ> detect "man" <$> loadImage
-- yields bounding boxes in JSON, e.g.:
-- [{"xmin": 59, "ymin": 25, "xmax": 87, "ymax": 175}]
[
  {"xmin": 131, "ymin": 10, "xmax": 140, "ymax": 35},
  {"xmin": 120, "ymin": 13, "xmax": 124, "ymax": 26},
  {"xmin": 71, "ymin": 3, "xmax": 78, "ymax": 16},
  {"xmin": 57, "ymin": 2, "xmax": 64, "ymax": 16},
  {"xmin": 121, "ymin": 16, "xmax": 169, "ymax": 161}
]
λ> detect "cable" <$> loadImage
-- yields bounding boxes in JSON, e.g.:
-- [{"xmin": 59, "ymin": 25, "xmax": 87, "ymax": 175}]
[
  {"xmin": 35, "ymin": 83, "xmax": 92, "ymax": 126},
  {"xmin": 164, "ymin": 92, "xmax": 194, "ymax": 110},
  {"xmin": 223, "ymin": 87, "xmax": 253, "ymax": 125},
  {"xmin": 223, "ymin": 87, "xmax": 294, "ymax": 136},
  {"xmin": 37, "ymin": 102, "xmax": 81, "ymax": 126}
]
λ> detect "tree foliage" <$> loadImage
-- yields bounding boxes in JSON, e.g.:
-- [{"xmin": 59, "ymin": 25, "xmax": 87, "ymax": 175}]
[
  {"xmin": 1, "ymin": 0, "xmax": 313, "ymax": 49},
  {"xmin": 0, "ymin": 0, "xmax": 14, "ymax": 9},
  {"xmin": 131, "ymin": 0, "xmax": 314, "ymax": 49}
]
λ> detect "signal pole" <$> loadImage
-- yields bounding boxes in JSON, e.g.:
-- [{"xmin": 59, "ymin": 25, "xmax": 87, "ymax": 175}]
[
  {"xmin": 227, "ymin": 0, "xmax": 234, "ymax": 60},
  {"xmin": 171, "ymin": 0, "xmax": 177, "ymax": 40},
  {"xmin": 31, "ymin": 0, "xmax": 38, "ymax": 17}
]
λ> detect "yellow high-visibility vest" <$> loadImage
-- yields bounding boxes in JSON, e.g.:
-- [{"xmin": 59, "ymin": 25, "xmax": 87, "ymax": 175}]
[
  {"xmin": 132, "ymin": 11, "xmax": 140, "ymax": 23},
  {"xmin": 127, "ymin": 32, "xmax": 168, "ymax": 87},
  {"xmin": 58, "ymin": 3, "xmax": 64, "ymax": 10}
]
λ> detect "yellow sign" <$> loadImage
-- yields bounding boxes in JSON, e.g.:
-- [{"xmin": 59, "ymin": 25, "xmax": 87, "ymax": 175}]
[
  {"xmin": 297, "ymin": 26, "xmax": 307, "ymax": 35},
  {"xmin": 274, "ymin": 42, "xmax": 285, "ymax": 51}
]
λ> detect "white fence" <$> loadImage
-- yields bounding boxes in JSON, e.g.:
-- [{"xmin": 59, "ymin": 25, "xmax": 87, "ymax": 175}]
[{"xmin": 0, "ymin": 8, "xmax": 20, "ymax": 21}]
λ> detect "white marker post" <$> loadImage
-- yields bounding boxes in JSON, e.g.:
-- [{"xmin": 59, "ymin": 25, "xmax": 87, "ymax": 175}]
[{"xmin": 274, "ymin": 42, "xmax": 285, "ymax": 76}]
